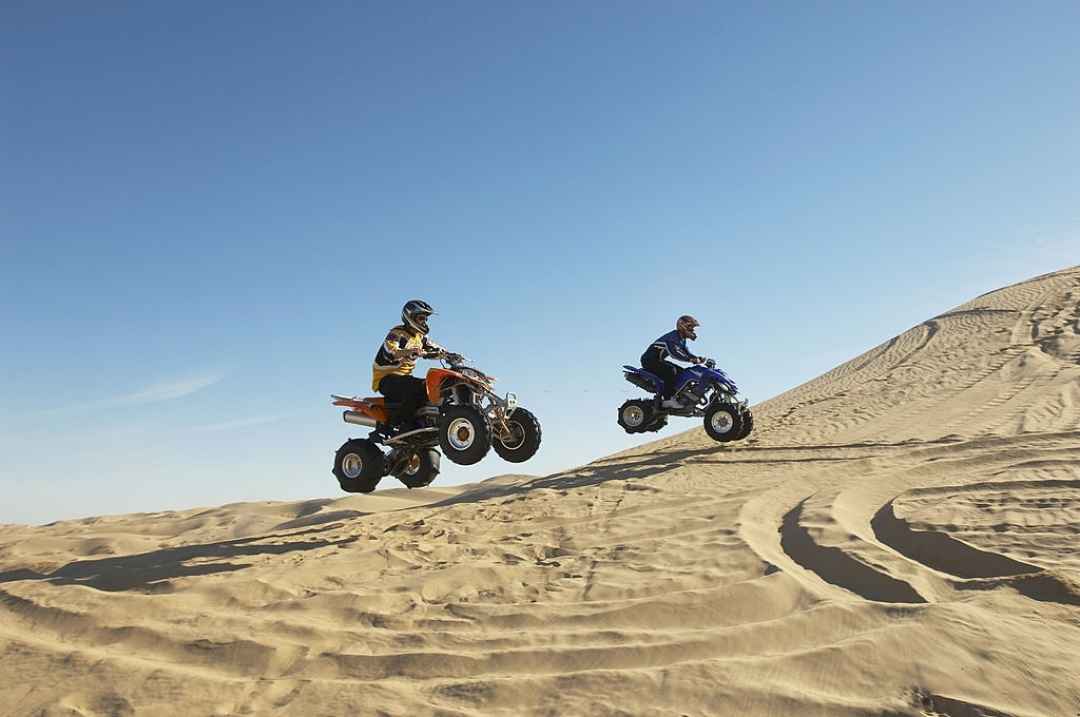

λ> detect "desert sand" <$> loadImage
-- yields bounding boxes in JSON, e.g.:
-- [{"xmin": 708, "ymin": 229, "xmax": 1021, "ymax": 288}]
[{"xmin": 2, "ymin": 267, "xmax": 1079, "ymax": 716}]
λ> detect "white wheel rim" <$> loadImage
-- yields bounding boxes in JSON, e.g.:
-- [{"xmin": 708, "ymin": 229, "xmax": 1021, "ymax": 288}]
[
  {"xmin": 501, "ymin": 421, "xmax": 526, "ymax": 451},
  {"xmin": 404, "ymin": 453, "xmax": 421, "ymax": 476},
  {"xmin": 341, "ymin": 452, "xmax": 364, "ymax": 479},
  {"xmin": 623, "ymin": 405, "xmax": 646, "ymax": 428},
  {"xmin": 710, "ymin": 411, "xmax": 734, "ymax": 434},
  {"xmin": 447, "ymin": 417, "xmax": 476, "ymax": 450}
]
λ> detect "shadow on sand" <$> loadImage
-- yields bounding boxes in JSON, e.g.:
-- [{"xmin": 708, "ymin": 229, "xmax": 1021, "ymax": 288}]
[
  {"xmin": 431, "ymin": 436, "xmax": 905, "ymax": 510},
  {"xmin": 432, "ymin": 446, "xmax": 728, "ymax": 508},
  {"xmin": 0, "ymin": 525, "xmax": 358, "ymax": 592},
  {"xmin": 0, "ymin": 439, "xmax": 969, "ymax": 594}
]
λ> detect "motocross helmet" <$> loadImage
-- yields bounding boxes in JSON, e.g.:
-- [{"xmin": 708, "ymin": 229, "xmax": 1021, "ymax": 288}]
[
  {"xmin": 677, "ymin": 314, "xmax": 700, "ymax": 340},
  {"xmin": 402, "ymin": 299, "xmax": 435, "ymax": 335}
]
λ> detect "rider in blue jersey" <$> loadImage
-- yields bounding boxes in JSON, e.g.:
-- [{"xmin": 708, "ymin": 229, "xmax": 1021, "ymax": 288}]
[{"xmin": 641, "ymin": 315, "xmax": 704, "ymax": 407}]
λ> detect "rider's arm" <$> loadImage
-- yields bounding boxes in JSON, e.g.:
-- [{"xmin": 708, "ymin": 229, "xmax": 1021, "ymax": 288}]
[
  {"xmin": 666, "ymin": 334, "xmax": 700, "ymax": 363},
  {"xmin": 420, "ymin": 336, "xmax": 447, "ymax": 359},
  {"xmin": 382, "ymin": 329, "xmax": 420, "ymax": 363}
]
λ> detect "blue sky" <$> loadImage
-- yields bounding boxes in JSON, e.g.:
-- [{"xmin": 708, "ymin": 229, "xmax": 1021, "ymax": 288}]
[{"xmin": 2, "ymin": 3, "xmax": 1078, "ymax": 524}]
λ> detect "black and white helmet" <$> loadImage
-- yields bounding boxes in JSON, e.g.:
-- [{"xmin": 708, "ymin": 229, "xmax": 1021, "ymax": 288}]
[{"xmin": 402, "ymin": 299, "xmax": 435, "ymax": 335}]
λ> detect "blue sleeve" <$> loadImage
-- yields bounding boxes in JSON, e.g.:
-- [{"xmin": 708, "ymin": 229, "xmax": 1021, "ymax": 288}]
[
  {"xmin": 668, "ymin": 335, "xmax": 693, "ymax": 362},
  {"xmin": 657, "ymin": 331, "xmax": 694, "ymax": 362}
]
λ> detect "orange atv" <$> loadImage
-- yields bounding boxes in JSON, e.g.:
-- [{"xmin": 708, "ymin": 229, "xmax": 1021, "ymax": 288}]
[{"xmin": 330, "ymin": 355, "xmax": 541, "ymax": 493}]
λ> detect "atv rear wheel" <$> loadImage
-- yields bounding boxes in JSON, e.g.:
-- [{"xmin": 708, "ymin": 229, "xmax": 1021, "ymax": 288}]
[
  {"xmin": 617, "ymin": 399, "xmax": 655, "ymax": 434},
  {"xmin": 733, "ymin": 408, "xmax": 754, "ymax": 440},
  {"xmin": 643, "ymin": 414, "xmax": 669, "ymax": 433},
  {"xmin": 333, "ymin": 438, "xmax": 384, "ymax": 493},
  {"xmin": 493, "ymin": 407, "xmax": 542, "ymax": 463},
  {"xmin": 393, "ymin": 448, "xmax": 441, "ymax": 488},
  {"xmin": 704, "ymin": 404, "xmax": 743, "ymax": 442},
  {"xmin": 438, "ymin": 405, "xmax": 491, "ymax": 465}
]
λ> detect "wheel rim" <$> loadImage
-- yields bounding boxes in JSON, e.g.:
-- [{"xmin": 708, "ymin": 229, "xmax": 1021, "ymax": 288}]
[
  {"xmin": 341, "ymin": 452, "xmax": 364, "ymax": 479},
  {"xmin": 710, "ymin": 411, "xmax": 735, "ymax": 434},
  {"xmin": 403, "ymin": 453, "xmax": 421, "ymax": 476},
  {"xmin": 447, "ymin": 417, "xmax": 476, "ymax": 450},
  {"xmin": 622, "ymin": 404, "xmax": 646, "ymax": 428},
  {"xmin": 501, "ymin": 421, "xmax": 526, "ymax": 451}
]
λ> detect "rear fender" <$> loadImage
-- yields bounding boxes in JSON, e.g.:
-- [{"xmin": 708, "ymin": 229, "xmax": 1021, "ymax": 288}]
[
  {"xmin": 623, "ymin": 370, "xmax": 662, "ymax": 394},
  {"xmin": 333, "ymin": 396, "xmax": 391, "ymax": 423},
  {"xmin": 366, "ymin": 403, "xmax": 391, "ymax": 423}
]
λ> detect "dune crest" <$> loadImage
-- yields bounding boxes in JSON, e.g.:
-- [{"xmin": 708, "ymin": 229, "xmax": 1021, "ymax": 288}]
[{"xmin": 2, "ymin": 268, "xmax": 1079, "ymax": 716}]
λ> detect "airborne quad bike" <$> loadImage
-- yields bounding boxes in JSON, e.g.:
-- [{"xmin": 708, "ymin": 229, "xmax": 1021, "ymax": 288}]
[
  {"xmin": 618, "ymin": 359, "xmax": 753, "ymax": 442},
  {"xmin": 330, "ymin": 356, "xmax": 541, "ymax": 493}
]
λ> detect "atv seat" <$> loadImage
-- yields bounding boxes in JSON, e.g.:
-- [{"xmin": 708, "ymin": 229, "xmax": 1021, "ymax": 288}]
[{"xmin": 622, "ymin": 366, "xmax": 664, "ymax": 393}]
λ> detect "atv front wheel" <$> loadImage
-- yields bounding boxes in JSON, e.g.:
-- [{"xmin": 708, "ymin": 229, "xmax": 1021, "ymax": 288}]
[
  {"xmin": 617, "ymin": 399, "xmax": 655, "ymax": 434},
  {"xmin": 493, "ymin": 407, "xmax": 542, "ymax": 463},
  {"xmin": 393, "ymin": 448, "xmax": 441, "ymax": 488},
  {"xmin": 704, "ymin": 404, "xmax": 743, "ymax": 442},
  {"xmin": 333, "ymin": 439, "xmax": 385, "ymax": 493},
  {"xmin": 438, "ymin": 405, "xmax": 491, "ymax": 465}
]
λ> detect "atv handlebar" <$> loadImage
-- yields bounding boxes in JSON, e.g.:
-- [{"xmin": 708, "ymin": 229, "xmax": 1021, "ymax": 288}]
[{"xmin": 442, "ymin": 352, "xmax": 468, "ymax": 367}]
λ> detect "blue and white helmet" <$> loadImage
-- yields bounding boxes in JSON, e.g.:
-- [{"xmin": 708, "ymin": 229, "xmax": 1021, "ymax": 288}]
[{"xmin": 677, "ymin": 315, "xmax": 700, "ymax": 340}]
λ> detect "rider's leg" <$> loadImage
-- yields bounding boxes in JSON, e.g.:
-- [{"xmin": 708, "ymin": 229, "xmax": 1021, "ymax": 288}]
[
  {"xmin": 659, "ymin": 361, "xmax": 679, "ymax": 398},
  {"xmin": 642, "ymin": 352, "xmax": 679, "ymax": 398},
  {"xmin": 379, "ymin": 375, "xmax": 428, "ymax": 429},
  {"xmin": 656, "ymin": 361, "xmax": 682, "ymax": 407}
]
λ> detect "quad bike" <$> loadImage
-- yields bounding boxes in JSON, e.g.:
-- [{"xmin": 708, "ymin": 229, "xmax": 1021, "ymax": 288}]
[
  {"xmin": 330, "ymin": 355, "xmax": 541, "ymax": 493},
  {"xmin": 618, "ymin": 359, "xmax": 753, "ymax": 442}
]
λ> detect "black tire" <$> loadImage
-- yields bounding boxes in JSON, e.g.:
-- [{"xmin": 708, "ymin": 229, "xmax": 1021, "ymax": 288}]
[
  {"xmin": 493, "ymin": 407, "xmax": 542, "ymax": 463},
  {"xmin": 333, "ymin": 439, "xmax": 384, "ymax": 493},
  {"xmin": 642, "ymin": 414, "xmax": 669, "ymax": 433},
  {"xmin": 617, "ymin": 399, "xmax": 655, "ymax": 434},
  {"xmin": 394, "ymin": 448, "xmax": 441, "ymax": 488},
  {"xmin": 704, "ymin": 403, "xmax": 743, "ymax": 442},
  {"xmin": 438, "ymin": 405, "xmax": 491, "ymax": 465},
  {"xmin": 734, "ymin": 408, "xmax": 754, "ymax": 440}
]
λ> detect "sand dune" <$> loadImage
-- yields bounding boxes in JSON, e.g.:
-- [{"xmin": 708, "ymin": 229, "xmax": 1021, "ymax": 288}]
[{"xmin": 3, "ymin": 268, "xmax": 1080, "ymax": 716}]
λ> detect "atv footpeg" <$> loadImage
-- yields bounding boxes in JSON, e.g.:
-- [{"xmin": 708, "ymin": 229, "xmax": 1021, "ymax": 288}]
[{"xmin": 385, "ymin": 426, "xmax": 438, "ymax": 444}]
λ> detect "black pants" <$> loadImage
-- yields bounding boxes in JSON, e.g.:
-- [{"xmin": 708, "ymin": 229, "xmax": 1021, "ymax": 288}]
[
  {"xmin": 641, "ymin": 349, "xmax": 680, "ymax": 399},
  {"xmin": 378, "ymin": 374, "xmax": 428, "ymax": 427}
]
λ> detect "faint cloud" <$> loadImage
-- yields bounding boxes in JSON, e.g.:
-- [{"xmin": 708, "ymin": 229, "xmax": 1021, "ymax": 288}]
[
  {"xmin": 193, "ymin": 413, "xmax": 288, "ymax": 432},
  {"xmin": 115, "ymin": 373, "xmax": 225, "ymax": 406},
  {"xmin": 43, "ymin": 372, "xmax": 225, "ymax": 415}
]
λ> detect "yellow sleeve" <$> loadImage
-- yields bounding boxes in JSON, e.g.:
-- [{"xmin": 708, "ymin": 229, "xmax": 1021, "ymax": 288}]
[{"xmin": 383, "ymin": 329, "xmax": 415, "ymax": 361}]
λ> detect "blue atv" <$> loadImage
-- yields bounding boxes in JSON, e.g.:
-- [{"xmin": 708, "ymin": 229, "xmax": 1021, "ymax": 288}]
[{"xmin": 618, "ymin": 359, "xmax": 753, "ymax": 442}]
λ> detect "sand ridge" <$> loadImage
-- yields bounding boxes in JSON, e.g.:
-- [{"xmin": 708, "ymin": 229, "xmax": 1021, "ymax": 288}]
[{"xmin": 2, "ymin": 268, "xmax": 1079, "ymax": 716}]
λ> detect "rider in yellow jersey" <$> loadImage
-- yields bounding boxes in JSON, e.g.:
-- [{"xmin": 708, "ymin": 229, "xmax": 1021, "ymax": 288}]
[{"xmin": 372, "ymin": 299, "xmax": 449, "ymax": 435}]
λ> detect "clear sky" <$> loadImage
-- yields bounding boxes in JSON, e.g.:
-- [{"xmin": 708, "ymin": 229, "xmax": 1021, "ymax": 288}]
[{"xmin": 2, "ymin": 2, "xmax": 1078, "ymax": 524}]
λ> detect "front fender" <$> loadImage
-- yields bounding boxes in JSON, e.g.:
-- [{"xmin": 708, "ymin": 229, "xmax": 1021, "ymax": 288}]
[
  {"xmin": 425, "ymin": 368, "xmax": 462, "ymax": 404},
  {"xmin": 425, "ymin": 368, "xmax": 494, "ymax": 404}
]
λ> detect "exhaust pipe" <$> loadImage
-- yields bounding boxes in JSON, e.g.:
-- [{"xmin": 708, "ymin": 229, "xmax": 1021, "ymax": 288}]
[{"xmin": 343, "ymin": 410, "xmax": 377, "ymax": 428}]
